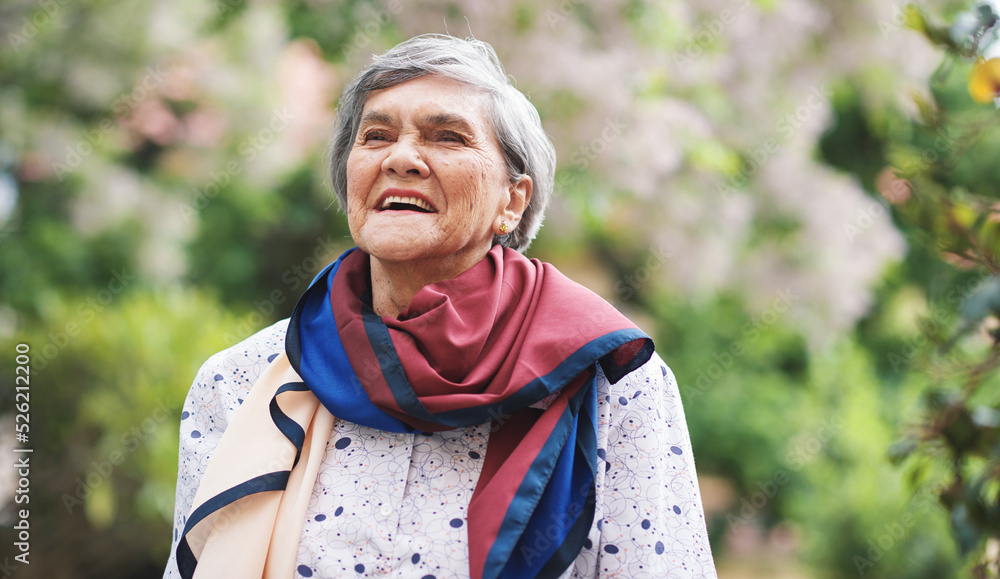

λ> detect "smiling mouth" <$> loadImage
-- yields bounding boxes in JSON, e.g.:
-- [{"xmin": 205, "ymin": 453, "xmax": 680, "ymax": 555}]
[{"xmin": 378, "ymin": 195, "xmax": 435, "ymax": 213}]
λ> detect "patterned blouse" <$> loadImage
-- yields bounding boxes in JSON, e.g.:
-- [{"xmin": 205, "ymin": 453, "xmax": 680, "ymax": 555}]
[{"xmin": 163, "ymin": 319, "xmax": 717, "ymax": 578}]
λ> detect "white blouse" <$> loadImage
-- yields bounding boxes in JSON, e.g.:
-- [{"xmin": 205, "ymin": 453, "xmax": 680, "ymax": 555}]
[{"xmin": 163, "ymin": 319, "xmax": 717, "ymax": 578}]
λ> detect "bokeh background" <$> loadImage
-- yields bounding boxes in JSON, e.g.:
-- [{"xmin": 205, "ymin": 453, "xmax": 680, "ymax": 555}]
[{"xmin": 3, "ymin": 0, "xmax": 1000, "ymax": 577}]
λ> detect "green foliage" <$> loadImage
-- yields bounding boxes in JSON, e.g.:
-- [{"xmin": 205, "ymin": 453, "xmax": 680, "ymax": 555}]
[
  {"xmin": 0, "ymin": 289, "xmax": 246, "ymax": 577},
  {"xmin": 651, "ymin": 289, "xmax": 961, "ymax": 576},
  {"xmin": 185, "ymin": 163, "xmax": 352, "ymax": 316},
  {"xmin": 0, "ymin": 182, "xmax": 141, "ymax": 320},
  {"xmin": 818, "ymin": 1, "xmax": 1000, "ymax": 572}
]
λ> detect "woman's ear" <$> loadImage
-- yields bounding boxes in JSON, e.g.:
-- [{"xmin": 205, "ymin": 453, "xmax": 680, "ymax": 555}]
[{"xmin": 502, "ymin": 175, "xmax": 533, "ymax": 226}]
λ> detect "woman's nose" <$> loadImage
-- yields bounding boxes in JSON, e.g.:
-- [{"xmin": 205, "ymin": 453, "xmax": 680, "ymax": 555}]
[{"xmin": 381, "ymin": 137, "xmax": 430, "ymax": 178}]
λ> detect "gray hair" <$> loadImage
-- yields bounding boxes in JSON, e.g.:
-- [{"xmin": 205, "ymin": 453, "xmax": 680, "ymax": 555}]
[{"xmin": 329, "ymin": 34, "xmax": 556, "ymax": 252}]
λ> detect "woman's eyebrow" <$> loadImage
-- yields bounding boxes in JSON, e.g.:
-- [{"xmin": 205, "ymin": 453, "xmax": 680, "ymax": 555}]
[
  {"xmin": 419, "ymin": 112, "xmax": 475, "ymax": 132},
  {"xmin": 359, "ymin": 110, "xmax": 395, "ymax": 126}
]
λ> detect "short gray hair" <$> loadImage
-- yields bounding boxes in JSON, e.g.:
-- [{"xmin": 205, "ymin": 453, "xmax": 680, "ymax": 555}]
[{"xmin": 329, "ymin": 34, "xmax": 556, "ymax": 252}]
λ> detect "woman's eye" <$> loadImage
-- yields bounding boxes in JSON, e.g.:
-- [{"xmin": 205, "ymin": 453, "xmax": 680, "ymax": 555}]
[
  {"xmin": 436, "ymin": 132, "xmax": 465, "ymax": 143},
  {"xmin": 362, "ymin": 130, "xmax": 388, "ymax": 142}
]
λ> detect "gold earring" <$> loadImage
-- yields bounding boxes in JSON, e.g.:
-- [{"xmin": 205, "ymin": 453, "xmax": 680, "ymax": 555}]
[{"xmin": 499, "ymin": 221, "xmax": 509, "ymax": 235}]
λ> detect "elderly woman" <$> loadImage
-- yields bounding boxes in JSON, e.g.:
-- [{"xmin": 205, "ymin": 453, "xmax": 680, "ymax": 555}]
[{"xmin": 164, "ymin": 34, "xmax": 715, "ymax": 579}]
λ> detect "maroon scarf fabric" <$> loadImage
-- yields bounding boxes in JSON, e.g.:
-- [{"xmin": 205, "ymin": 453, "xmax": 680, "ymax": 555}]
[{"xmin": 321, "ymin": 245, "xmax": 652, "ymax": 428}]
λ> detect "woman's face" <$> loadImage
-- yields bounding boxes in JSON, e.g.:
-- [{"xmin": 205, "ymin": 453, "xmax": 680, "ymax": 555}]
[{"xmin": 346, "ymin": 75, "xmax": 530, "ymax": 269}]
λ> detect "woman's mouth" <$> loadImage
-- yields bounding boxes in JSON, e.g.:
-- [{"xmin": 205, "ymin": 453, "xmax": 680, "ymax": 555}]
[{"xmin": 378, "ymin": 195, "xmax": 435, "ymax": 213}]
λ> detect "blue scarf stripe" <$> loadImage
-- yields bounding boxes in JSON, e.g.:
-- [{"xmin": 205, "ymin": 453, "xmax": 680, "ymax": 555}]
[
  {"xmin": 290, "ymin": 250, "xmax": 650, "ymax": 434},
  {"xmin": 519, "ymin": 374, "xmax": 596, "ymax": 578},
  {"xmin": 292, "ymin": 253, "xmax": 410, "ymax": 432},
  {"xmin": 268, "ymin": 382, "xmax": 311, "ymax": 468},
  {"xmin": 482, "ymin": 371, "xmax": 598, "ymax": 579},
  {"xmin": 286, "ymin": 257, "xmax": 340, "ymax": 378},
  {"xmin": 536, "ymin": 479, "xmax": 597, "ymax": 578},
  {"xmin": 176, "ymin": 533, "xmax": 196, "ymax": 578},
  {"xmin": 177, "ymin": 471, "xmax": 291, "ymax": 579}
]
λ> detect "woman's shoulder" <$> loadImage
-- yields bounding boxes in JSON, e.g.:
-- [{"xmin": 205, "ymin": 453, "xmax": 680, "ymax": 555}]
[
  {"xmin": 181, "ymin": 318, "xmax": 291, "ymax": 438},
  {"xmin": 595, "ymin": 350, "xmax": 680, "ymax": 404}
]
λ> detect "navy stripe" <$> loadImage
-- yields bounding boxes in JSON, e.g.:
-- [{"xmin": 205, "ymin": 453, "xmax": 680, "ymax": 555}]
[
  {"xmin": 269, "ymin": 381, "xmax": 310, "ymax": 467},
  {"xmin": 576, "ymin": 370, "xmax": 599, "ymax": 476},
  {"xmin": 286, "ymin": 299, "xmax": 304, "ymax": 376},
  {"xmin": 176, "ymin": 470, "xmax": 291, "ymax": 579},
  {"xmin": 504, "ymin": 373, "xmax": 596, "ymax": 578},
  {"xmin": 359, "ymin": 297, "xmax": 440, "ymax": 427},
  {"xmin": 176, "ymin": 533, "xmax": 196, "ymax": 579}
]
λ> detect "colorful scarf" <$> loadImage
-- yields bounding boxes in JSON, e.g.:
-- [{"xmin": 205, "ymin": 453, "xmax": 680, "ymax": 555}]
[{"xmin": 177, "ymin": 245, "xmax": 653, "ymax": 579}]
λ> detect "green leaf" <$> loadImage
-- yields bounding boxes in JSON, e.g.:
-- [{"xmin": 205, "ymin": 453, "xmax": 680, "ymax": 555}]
[{"xmin": 950, "ymin": 504, "xmax": 982, "ymax": 555}]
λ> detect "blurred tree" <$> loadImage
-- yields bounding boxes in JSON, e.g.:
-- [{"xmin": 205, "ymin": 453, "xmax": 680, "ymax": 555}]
[
  {"xmin": 0, "ymin": 289, "xmax": 249, "ymax": 577},
  {"xmin": 819, "ymin": 1, "xmax": 1000, "ymax": 574}
]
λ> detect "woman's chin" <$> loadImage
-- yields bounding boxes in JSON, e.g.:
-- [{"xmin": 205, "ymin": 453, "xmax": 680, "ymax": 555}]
[
  {"xmin": 360, "ymin": 233, "xmax": 445, "ymax": 264},
  {"xmin": 362, "ymin": 237, "xmax": 492, "ymax": 273},
  {"xmin": 356, "ymin": 220, "xmax": 493, "ymax": 270},
  {"xmin": 367, "ymin": 244, "xmax": 437, "ymax": 264}
]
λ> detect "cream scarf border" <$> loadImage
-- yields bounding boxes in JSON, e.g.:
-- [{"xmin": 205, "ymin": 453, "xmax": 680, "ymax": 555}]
[{"xmin": 182, "ymin": 353, "xmax": 335, "ymax": 578}]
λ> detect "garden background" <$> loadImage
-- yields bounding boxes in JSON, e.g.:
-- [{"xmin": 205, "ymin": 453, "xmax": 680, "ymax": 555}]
[{"xmin": 2, "ymin": 0, "xmax": 1000, "ymax": 577}]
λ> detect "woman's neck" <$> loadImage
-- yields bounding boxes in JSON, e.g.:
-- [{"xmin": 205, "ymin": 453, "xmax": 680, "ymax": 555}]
[{"xmin": 368, "ymin": 250, "xmax": 489, "ymax": 318}]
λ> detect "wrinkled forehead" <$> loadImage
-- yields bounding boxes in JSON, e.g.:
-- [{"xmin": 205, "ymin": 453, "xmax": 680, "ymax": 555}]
[{"xmin": 359, "ymin": 75, "xmax": 496, "ymax": 133}]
